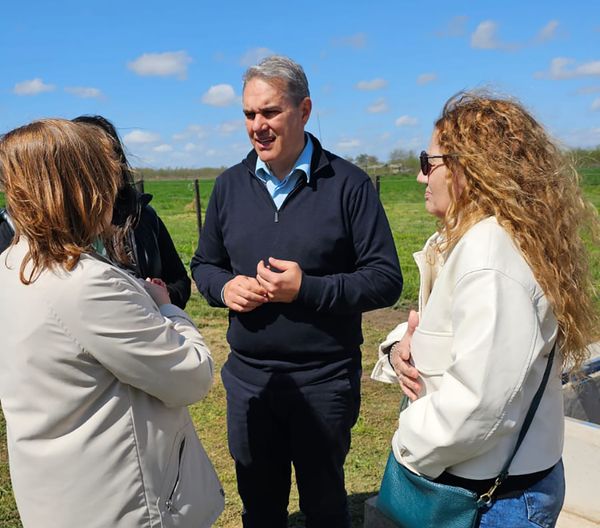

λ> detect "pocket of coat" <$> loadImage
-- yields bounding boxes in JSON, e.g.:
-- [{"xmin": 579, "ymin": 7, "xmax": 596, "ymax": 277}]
[
  {"xmin": 164, "ymin": 437, "xmax": 186, "ymax": 514},
  {"xmin": 411, "ymin": 328, "xmax": 453, "ymax": 375},
  {"xmin": 158, "ymin": 424, "xmax": 225, "ymax": 528}
]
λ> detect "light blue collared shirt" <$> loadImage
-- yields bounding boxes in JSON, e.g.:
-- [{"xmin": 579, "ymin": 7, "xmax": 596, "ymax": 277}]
[{"xmin": 254, "ymin": 134, "xmax": 313, "ymax": 210}]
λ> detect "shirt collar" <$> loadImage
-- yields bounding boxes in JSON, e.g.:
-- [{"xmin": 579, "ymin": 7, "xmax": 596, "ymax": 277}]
[{"xmin": 255, "ymin": 134, "xmax": 313, "ymax": 183}]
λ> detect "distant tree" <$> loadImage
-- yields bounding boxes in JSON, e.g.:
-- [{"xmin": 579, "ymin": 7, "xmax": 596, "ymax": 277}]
[
  {"xmin": 134, "ymin": 167, "xmax": 225, "ymax": 180},
  {"xmin": 388, "ymin": 148, "xmax": 419, "ymax": 173},
  {"xmin": 571, "ymin": 147, "xmax": 600, "ymax": 168},
  {"xmin": 354, "ymin": 153, "xmax": 380, "ymax": 170}
]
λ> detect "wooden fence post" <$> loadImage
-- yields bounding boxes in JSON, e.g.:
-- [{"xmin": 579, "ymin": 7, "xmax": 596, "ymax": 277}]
[
  {"xmin": 135, "ymin": 178, "xmax": 144, "ymax": 194},
  {"xmin": 194, "ymin": 179, "xmax": 202, "ymax": 235},
  {"xmin": 375, "ymin": 175, "xmax": 381, "ymax": 196}
]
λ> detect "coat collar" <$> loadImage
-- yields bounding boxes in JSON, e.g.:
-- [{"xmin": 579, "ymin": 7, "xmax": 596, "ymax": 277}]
[{"xmin": 241, "ymin": 132, "xmax": 331, "ymax": 181}]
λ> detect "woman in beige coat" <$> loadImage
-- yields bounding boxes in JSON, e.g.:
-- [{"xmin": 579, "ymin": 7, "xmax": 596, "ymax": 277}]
[
  {"xmin": 373, "ymin": 92, "xmax": 600, "ymax": 527},
  {"xmin": 0, "ymin": 119, "xmax": 224, "ymax": 528}
]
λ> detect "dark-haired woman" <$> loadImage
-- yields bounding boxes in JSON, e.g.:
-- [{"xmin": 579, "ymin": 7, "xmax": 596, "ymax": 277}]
[{"xmin": 73, "ymin": 115, "xmax": 191, "ymax": 308}]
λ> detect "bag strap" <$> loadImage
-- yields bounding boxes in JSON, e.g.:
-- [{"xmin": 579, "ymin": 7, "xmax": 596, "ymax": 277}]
[{"xmin": 478, "ymin": 343, "xmax": 556, "ymax": 506}]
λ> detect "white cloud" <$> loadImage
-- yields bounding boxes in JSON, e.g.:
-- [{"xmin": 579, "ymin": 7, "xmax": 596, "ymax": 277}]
[
  {"xmin": 13, "ymin": 78, "xmax": 55, "ymax": 95},
  {"xmin": 576, "ymin": 86, "xmax": 600, "ymax": 95},
  {"xmin": 470, "ymin": 19, "xmax": 555, "ymax": 52},
  {"xmin": 240, "ymin": 47, "xmax": 275, "ymax": 67},
  {"xmin": 336, "ymin": 139, "xmax": 361, "ymax": 150},
  {"xmin": 173, "ymin": 124, "xmax": 208, "ymax": 141},
  {"xmin": 127, "ymin": 51, "xmax": 192, "ymax": 79},
  {"xmin": 436, "ymin": 15, "xmax": 468, "ymax": 37},
  {"xmin": 471, "ymin": 20, "xmax": 501, "ymax": 49},
  {"xmin": 123, "ymin": 130, "xmax": 161, "ymax": 144},
  {"xmin": 153, "ymin": 144, "xmax": 173, "ymax": 152},
  {"xmin": 592, "ymin": 98, "xmax": 600, "ymax": 111},
  {"xmin": 572, "ymin": 62, "xmax": 600, "ymax": 76},
  {"xmin": 470, "ymin": 20, "xmax": 518, "ymax": 51},
  {"xmin": 201, "ymin": 84, "xmax": 238, "ymax": 107},
  {"xmin": 367, "ymin": 98, "xmax": 389, "ymax": 114},
  {"xmin": 395, "ymin": 115, "xmax": 418, "ymax": 127},
  {"xmin": 536, "ymin": 20, "xmax": 559, "ymax": 42},
  {"xmin": 356, "ymin": 78, "xmax": 388, "ymax": 91},
  {"xmin": 184, "ymin": 142, "xmax": 201, "ymax": 152},
  {"xmin": 334, "ymin": 33, "xmax": 367, "ymax": 48},
  {"xmin": 417, "ymin": 73, "xmax": 437, "ymax": 85},
  {"xmin": 65, "ymin": 86, "xmax": 103, "ymax": 99},
  {"xmin": 535, "ymin": 58, "xmax": 600, "ymax": 80},
  {"xmin": 217, "ymin": 120, "xmax": 244, "ymax": 134}
]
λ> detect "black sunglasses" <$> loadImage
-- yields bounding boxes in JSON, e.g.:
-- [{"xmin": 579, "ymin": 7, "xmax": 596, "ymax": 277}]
[
  {"xmin": 420, "ymin": 151, "xmax": 447, "ymax": 176},
  {"xmin": 419, "ymin": 151, "xmax": 463, "ymax": 176}
]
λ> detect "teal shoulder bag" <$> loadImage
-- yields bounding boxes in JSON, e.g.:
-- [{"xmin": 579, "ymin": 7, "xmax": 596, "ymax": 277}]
[{"xmin": 377, "ymin": 346, "xmax": 556, "ymax": 528}]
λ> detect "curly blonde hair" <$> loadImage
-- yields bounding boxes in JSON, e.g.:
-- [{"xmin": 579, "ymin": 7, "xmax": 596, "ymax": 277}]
[
  {"xmin": 0, "ymin": 119, "xmax": 122, "ymax": 284},
  {"xmin": 434, "ymin": 91, "xmax": 600, "ymax": 371}
]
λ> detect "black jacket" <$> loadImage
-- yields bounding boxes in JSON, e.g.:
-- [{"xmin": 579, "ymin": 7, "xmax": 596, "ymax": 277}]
[
  {"xmin": 129, "ymin": 194, "xmax": 191, "ymax": 309},
  {"xmin": 0, "ymin": 208, "xmax": 14, "ymax": 255},
  {"xmin": 0, "ymin": 200, "xmax": 190, "ymax": 309}
]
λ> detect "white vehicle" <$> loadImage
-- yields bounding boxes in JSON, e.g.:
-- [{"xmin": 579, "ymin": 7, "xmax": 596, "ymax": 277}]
[{"xmin": 559, "ymin": 350, "xmax": 600, "ymax": 527}]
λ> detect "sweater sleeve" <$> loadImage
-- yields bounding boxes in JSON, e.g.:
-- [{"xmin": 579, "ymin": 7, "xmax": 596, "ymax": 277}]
[
  {"xmin": 190, "ymin": 181, "xmax": 233, "ymax": 307},
  {"xmin": 394, "ymin": 268, "xmax": 541, "ymax": 478},
  {"xmin": 155, "ymin": 214, "xmax": 192, "ymax": 309},
  {"xmin": 296, "ymin": 179, "xmax": 403, "ymax": 313}
]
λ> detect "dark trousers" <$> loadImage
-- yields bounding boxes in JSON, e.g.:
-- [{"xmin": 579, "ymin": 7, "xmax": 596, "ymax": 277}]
[{"xmin": 222, "ymin": 363, "xmax": 361, "ymax": 528}]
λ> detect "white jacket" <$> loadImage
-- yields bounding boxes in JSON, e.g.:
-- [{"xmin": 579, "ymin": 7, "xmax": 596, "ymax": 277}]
[
  {"xmin": 372, "ymin": 217, "xmax": 563, "ymax": 479},
  {"xmin": 0, "ymin": 239, "xmax": 224, "ymax": 527}
]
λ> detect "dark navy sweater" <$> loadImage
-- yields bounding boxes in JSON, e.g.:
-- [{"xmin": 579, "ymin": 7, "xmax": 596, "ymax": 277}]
[{"xmin": 191, "ymin": 134, "xmax": 402, "ymax": 381}]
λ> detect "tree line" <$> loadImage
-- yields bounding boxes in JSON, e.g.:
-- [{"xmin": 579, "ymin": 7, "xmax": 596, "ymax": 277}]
[{"xmin": 130, "ymin": 146, "xmax": 600, "ymax": 181}]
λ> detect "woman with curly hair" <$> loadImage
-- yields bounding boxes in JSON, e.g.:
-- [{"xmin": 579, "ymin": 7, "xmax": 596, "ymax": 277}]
[{"xmin": 373, "ymin": 91, "xmax": 600, "ymax": 527}]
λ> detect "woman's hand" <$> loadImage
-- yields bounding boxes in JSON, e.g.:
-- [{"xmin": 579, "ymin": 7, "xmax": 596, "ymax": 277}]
[
  {"xmin": 143, "ymin": 277, "xmax": 171, "ymax": 306},
  {"xmin": 389, "ymin": 310, "xmax": 422, "ymax": 401}
]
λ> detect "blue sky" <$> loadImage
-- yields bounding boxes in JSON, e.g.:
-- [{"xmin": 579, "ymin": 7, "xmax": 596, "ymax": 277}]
[{"xmin": 1, "ymin": 0, "xmax": 599, "ymax": 168}]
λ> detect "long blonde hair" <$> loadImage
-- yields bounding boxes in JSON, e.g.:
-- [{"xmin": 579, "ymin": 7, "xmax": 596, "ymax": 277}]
[
  {"xmin": 0, "ymin": 119, "xmax": 122, "ymax": 284},
  {"xmin": 435, "ymin": 91, "xmax": 600, "ymax": 370}
]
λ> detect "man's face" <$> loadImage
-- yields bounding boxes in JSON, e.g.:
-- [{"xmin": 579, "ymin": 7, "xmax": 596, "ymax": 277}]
[{"xmin": 242, "ymin": 77, "xmax": 311, "ymax": 179}]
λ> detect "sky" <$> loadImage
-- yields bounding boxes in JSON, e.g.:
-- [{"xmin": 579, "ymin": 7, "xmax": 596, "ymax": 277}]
[{"xmin": 1, "ymin": 0, "xmax": 599, "ymax": 169}]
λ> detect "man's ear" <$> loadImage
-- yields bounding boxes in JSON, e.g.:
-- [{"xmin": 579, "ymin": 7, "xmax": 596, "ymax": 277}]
[{"xmin": 300, "ymin": 97, "xmax": 312, "ymax": 125}]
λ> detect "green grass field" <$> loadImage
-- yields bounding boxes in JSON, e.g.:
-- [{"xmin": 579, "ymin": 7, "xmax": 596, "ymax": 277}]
[{"xmin": 1, "ymin": 171, "xmax": 599, "ymax": 527}]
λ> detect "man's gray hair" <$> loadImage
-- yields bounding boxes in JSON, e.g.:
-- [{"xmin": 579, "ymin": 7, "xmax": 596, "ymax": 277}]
[{"xmin": 243, "ymin": 55, "xmax": 310, "ymax": 106}]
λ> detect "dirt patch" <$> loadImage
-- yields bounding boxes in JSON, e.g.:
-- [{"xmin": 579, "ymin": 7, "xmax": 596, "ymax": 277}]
[{"xmin": 363, "ymin": 306, "xmax": 411, "ymax": 333}]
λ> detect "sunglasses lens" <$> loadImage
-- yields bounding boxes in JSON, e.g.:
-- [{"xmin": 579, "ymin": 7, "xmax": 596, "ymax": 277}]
[{"xmin": 420, "ymin": 151, "xmax": 429, "ymax": 176}]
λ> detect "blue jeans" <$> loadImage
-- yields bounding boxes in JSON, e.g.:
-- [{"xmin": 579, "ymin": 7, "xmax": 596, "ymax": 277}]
[{"xmin": 479, "ymin": 460, "xmax": 565, "ymax": 528}]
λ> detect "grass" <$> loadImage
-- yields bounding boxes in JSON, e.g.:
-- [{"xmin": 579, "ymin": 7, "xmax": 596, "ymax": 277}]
[{"xmin": 1, "ymin": 170, "xmax": 599, "ymax": 527}]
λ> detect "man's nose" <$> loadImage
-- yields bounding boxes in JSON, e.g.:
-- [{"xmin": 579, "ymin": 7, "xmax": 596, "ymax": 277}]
[{"xmin": 253, "ymin": 114, "xmax": 268, "ymax": 132}]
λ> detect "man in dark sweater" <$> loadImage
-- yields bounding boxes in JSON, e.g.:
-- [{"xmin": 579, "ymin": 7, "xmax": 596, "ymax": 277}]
[{"xmin": 190, "ymin": 55, "xmax": 402, "ymax": 528}]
